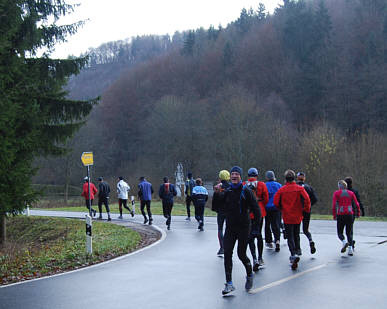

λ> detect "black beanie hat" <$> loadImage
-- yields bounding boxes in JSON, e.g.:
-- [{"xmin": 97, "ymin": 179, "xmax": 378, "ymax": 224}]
[{"xmin": 230, "ymin": 166, "xmax": 243, "ymax": 177}]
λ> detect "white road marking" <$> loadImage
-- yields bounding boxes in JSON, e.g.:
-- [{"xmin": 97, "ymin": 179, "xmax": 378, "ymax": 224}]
[{"xmin": 249, "ymin": 263, "xmax": 327, "ymax": 294}]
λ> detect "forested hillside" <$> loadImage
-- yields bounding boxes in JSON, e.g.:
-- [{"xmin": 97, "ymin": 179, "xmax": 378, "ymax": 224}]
[{"xmin": 35, "ymin": 0, "xmax": 387, "ymax": 216}]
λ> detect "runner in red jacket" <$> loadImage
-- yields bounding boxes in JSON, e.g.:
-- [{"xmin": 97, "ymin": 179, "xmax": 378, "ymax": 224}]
[
  {"xmin": 332, "ymin": 180, "xmax": 360, "ymax": 256},
  {"xmin": 243, "ymin": 167, "xmax": 269, "ymax": 271},
  {"xmin": 273, "ymin": 170, "xmax": 310, "ymax": 270},
  {"xmin": 81, "ymin": 177, "xmax": 98, "ymax": 217}
]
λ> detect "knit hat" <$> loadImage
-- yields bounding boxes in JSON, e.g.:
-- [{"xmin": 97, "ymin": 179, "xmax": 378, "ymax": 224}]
[
  {"xmin": 265, "ymin": 171, "xmax": 276, "ymax": 181},
  {"xmin": 247, "ymin": 167, "xmax": 258, "ymax": 177},
  {"xmin": 297, "ymin": 172, "xmax": 305, "ymax": 180},
  {"xmin": 230, "ymin": 166, "xmax": 243, "ymax": 177},
  {"xmin": 163, "ymin": 176, "xmax": 169, "ymax": 183},
  {"xmin": 187, "ymin": 172, "xmax": 193, "ymax": 179},
  {"xmin": 219, "ymin": 170, "xmax": 230, "ymax": 181},
  {"xmin": 98, "ymin": 177, "xmax": 103, "ymax": 181}
]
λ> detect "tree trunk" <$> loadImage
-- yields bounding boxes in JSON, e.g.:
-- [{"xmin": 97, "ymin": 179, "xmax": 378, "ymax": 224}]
[{"xmin": 0, "ymin": 214, "xmax": 6, "ymax": 245}]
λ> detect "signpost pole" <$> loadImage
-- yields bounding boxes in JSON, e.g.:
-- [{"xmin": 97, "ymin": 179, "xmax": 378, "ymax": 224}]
[
  {"xmin": 87, "ymin": 165, "xmax": 91, "ymax": 217},
  {"xmin": 81, "ymin": 152, "xmax": 94, "ymax": 255}
]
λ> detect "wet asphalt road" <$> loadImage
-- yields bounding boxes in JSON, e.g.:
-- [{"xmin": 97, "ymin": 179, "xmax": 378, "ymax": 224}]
[{"xmin": 1, "ymin": 210, "xmax": 387, "ymax": 309}]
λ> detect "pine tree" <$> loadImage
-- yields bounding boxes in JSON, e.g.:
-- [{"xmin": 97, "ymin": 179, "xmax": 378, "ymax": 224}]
[{"xmin": 0, "ymin": 0, "xmax": 97, "ymax": 243}]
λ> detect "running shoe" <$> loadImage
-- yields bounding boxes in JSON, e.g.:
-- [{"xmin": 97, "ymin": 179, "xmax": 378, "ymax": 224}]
[
  {"xmin": 149, "ymin": 218, "xmax": 153, "ymax": 225},
  {"xmin": 258, "ymin": 258, "xmax": 265, "ymax": 266},
  {"xmin": 266, "ymin": 242, "xmax": 274, "ymax": 249},
  {"xmin": 222, "ymin": 282, "xmax": 235, "ymax": 295},
  {"xmin": 143, "ymin": 218, "xmax": 148, "ymax": 224},
  {"xmin": 348, "ymin": 246, "xmax": 354, "ymax": 256},
  {"xmin": 130, "ymin": 211, "xmax": 134, "ymax": 217},
  {"xmin": 296, "ymin": 249, "xmax": 302, "ymax": 256},
  {"xmin": 118, "ymin": 215, "xmax": 123, "ymax": 219},
  {"xmin": 341, "ymin": 241, "xmax": 349, "ymax": 253},
  {"xmin": 185, "ymin": 217, "xmax": 191, "ymax": 221},
  {"xmin": 290, "ymin": 255, "xmax": 300, "ymax": 270},
  {"xmin": 253, "ymin": 260, "xmax": 260, "ymax": 272},
  {"xmin": 217, "ymin": 248, "xmax": 224, "ymax": 256},
  {"xmin": 107, "ymin": 217, "xmax": 111, "ymax": 221},
  {"xmin": 310, "ymin": 241, "xmax": 316, "ymax": 254},
  {"xmin": 245, "ymin": 274, "xmax": 254, "ymax": 291},
  {"xmin": 97, "ymin": 215, "xmax": 103, "ymax": 220},
  {"xmin": 275, "ymin": 241, "xmax": 280, "ymax": 252}
]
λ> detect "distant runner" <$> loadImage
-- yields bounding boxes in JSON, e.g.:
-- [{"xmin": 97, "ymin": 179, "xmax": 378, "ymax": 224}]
[
  {"xmin": 332, "ymin": 180, "xmax": 360, "ymax": 256},
  {"xmin": 138, "ymin": 176, "xmax": 154, "ymax": 225},
  {"xmin": 97, "ymin": 176, "xmax": 111, "ymax": 221},
  {"xmin": 117, "ymin": 176, "xmax": 133, "ymax": 219},
  {"xmin": 192, "ymin": 178, "xmax": 208, "ymax": 231},
  {"xmin": 296, "ymin": 172, "xmax": 318, "ymax": 254},
  {"xmin": 274, "ymin": 170, "xmax": 311, "ymax": 270},
  {"xmin": 185, "ymin": 172, "xmax": 196, "ymax": 221},
  {"xmin": 158, "ymin": 177, "xmax": 177, "ymax": 230},
  {"xmin": 243, "ymin": 168, "xmax": 269, "ymax": 271},
  {"xmin": 81, "ymin": 176, "xmax": 97, "ymax": 217},
  {"xmin": 345, "ymin": 176, "xmax": 365, "ymax": 250},
  {"xmin": 264, "ymin": 171, "xmax": 282, "ymax": 251}
]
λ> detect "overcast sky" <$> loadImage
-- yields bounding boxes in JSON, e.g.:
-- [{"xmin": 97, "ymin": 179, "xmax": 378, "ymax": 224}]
[{"xmin": 52, "ymin": 0, "xmax": 283, "ymax": 58}]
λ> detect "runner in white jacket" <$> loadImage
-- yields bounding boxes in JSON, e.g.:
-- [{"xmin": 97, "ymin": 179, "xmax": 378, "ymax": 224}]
[{"xmin": 117, "ymin": 176, "xmax": 134, "ymax": 219}]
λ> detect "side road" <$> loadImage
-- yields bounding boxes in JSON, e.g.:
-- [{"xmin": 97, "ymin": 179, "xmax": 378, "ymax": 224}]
[{"xmin": 1, "ymin": 210, "xmax": 386, "ymax": 309}]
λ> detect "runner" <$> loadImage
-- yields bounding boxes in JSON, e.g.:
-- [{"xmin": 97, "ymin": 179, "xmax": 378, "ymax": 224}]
[
  {"xmin": 81, "ymin": 176, "xmax": 98, "ymax": 217},
  {"xmin": 158, "ymin": 177, "xmax": 177, "ymax": 230},
  {"xmin": 192, "ymin": 178, "xmax": 208, "ymax": 231},
  {"xmin": 264, "ymin": 171, "xmax": 282, "ymax": 251},
  {"xmin": 117, "ymin": 176, "xmax": 133, "ymax": 219},
  {"xmin": 138, "ymin": 176, "xmax": 154, "ymax": 225},
  {"xmin": 296, "ymin": 172, "xmax": 318, "ymax": 254},
  {"xmin": 332, "ymin": 180, "xmax": 360, "ymax": 256},
  {"xmin": 212, "ymin": 170, "xmax": 230, "ymax": 256},
  {"xmin": 344, "ymin": 176, "xmax": 365, "ymax": 250},
  {"xmin": 97, "ymin": 176, "xmax": 111, "ymax": 221},
  {"xmin": 184, "ymin": 172, "xmax": 196, "ymax": 221},
  {"xmin": 274, "ymin": 170, "xmax": 311, "ymax": 270},
  {"xmin": 221, "ymin": 166, "xmax": 261, "ymax": 295},
  {"xmin": 243, "ymin": 168, "xmax": 269, "ymax": 271}
]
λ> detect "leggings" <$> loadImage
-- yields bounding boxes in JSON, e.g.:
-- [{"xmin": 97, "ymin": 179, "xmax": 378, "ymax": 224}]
[
  {"xmin": 217, "ymin": 213, "xmax": 226, "ymax": 249},
  {"xmin": 337, "ymin": 215, "xmax": 353, "ymax": 246},
  {"xmin": 162, "ymin": 200, "xmax": 173, "ymax": 225},
  {"xmin": 265, "ymin": 209, "xmax": 281, "ymax": 243},
  {"xmin": 186, "ymin": 196, "xmax": 193, "ymax": 217},
  {"xmin": 98, "ymin": 197, "xmax": 110, "ymax": 214},
  {"xmin": 224, "ymin": 225, "xmax": 252, "ymax": 283},
  {"xmin": 284, "ymin": 223, "xmax": 301, "ymax": 256},
  {"xmin": 140, "ymin": 200, "xmax": 152, "ymax": 219},
  {"xmin": 118, "ymin": 199, "xmax": 131, "ymax": 215},
  {"xmin": 301, "ymin": 211, "xmax": 313, "ymax": 242},
  {"xmin": 194, "ymin": 204, "xmax": 205, "ymax": 227},
  {"xmin": 85, "ymin": 199, "xmax": 96, "ymax": 213},
  {"xmin": 248, "ymin": 217, "xmax": 264, "ymax": 260}
]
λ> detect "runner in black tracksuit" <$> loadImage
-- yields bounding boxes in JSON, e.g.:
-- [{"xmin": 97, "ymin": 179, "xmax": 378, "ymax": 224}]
[
  {"xmin": 221, "ymin": 166, "xmax": 261, "ymax": 295},
  {"xmin": 345, "ymin": 176, "xmax": 365, "ymax": 249},
  {"xmin": 296, "ymin": 172, "xmax": 318, "ymax": 254}
]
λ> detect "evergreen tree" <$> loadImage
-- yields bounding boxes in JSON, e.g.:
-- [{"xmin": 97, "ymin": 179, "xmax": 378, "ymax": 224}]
[
  {"xmin": 182, "ymin": 30, "xmax": 195, "ymax": 56},
  {"xmin": 0, "ymin": 0, "xmax": 97, "ymax": 243}
]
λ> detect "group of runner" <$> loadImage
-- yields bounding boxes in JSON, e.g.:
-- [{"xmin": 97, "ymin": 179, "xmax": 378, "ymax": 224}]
[
  {"xmin": 205, "ymin": 166, "xmax": 363, "ymax": 295},
  {"xmin": 81, "ymin": 167, "xmax": 364, "ymax": 295}
]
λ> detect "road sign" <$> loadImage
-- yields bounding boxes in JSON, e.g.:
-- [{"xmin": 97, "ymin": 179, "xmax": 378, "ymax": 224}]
[{"xmin": 81, "ymin": 152, "xmax": 93, "ymax": 166}]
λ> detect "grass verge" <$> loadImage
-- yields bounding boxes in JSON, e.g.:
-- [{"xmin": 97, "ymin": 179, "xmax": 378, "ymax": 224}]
[
  {"xmin": 36, "ymin": 201, "xmax": 216, "ymax": 217},
  {"xmin": 0, "ymin": 216, "xmax": 141, "ymax": 285}
]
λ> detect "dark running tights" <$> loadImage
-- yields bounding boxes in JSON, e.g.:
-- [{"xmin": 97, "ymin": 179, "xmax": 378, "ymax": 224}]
[
  {"xmin": 141, "ymin": 200, "xmax": 152, "ymax": 219},
  {"xmin": 224, "ymin": 226, "xmax": 252, "ymax": 283},
  {"xmin": 337, "ymin": 215, "xmax": 353, "ymax": 246},
  {"xmin": 248, "ymin": 217, "xmax": 264, "ymax": 260}
]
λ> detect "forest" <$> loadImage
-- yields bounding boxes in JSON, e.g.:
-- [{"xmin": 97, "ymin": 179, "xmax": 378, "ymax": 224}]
[{"xmin": 34, "ymin": 0, "xmax": 387, "ymax": 216}]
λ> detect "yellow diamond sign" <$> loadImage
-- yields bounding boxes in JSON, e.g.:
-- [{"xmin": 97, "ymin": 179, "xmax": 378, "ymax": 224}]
[{"xmin": 81, "ymin": 152, "xmax": 94, "ymax": 166}]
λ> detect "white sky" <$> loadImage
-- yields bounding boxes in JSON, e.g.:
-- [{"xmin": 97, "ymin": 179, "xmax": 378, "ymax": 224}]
[{"xmin": 52, "ymin": 0, "xmax": 283, "ymax": 58}]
